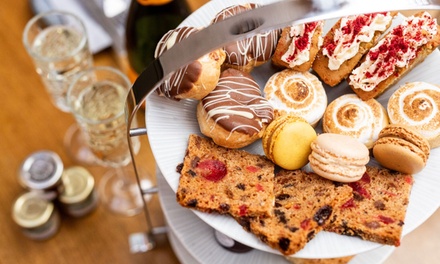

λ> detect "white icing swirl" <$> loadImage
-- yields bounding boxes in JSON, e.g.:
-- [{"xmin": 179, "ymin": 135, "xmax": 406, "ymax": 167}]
[
  {"xmin": 388, "ymin": 82, "xmax": 440, "ymax": 142},
  {"xmin": 323, "ymin": 12, "xmax": 393, "ymax": 70},
  {"xmin": 349, "ymin": 12, "xmax": 438, "ymax": 92},
  {"xmin": 264, "ymin": 70, "xmax": 327, "ymax": 126},
  {"xmin": 323, "ymin": 94, "xmax": 389, "ymax": 149}
]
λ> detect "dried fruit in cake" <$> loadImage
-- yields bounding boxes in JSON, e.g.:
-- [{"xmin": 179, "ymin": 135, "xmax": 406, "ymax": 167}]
[
  {"xmin": 313, "ymin": 12, "xmax": 396, "ymax": 87},
  {"xmin": 272, "ymin": 21, "xmax": 324, "ymax": 72},
  {"xmin": 285, "ymin": 256, "xmax": 354, "ymax": 264},
  {"xmin": 373, "ymin": 124, "xmax": 430, "ymax": 174},
  {"xmin": 325, "ymin": 166, "xmax": 414, "ymax": 246},
  {"xmin": 348, "ymin": 11, "xmax": 440, "ymax": 100},
  {"xmin": 154, "ymin": 26, "xmax": 226, "ymax": 100},
  {"xmin": 262, "ymin": 114, "xmax": 317, "ymax": 170},
  {"xmin": 210, "ymin": 3, "xmax": 281, "ymax": 72},
  {"xmin": 323, "ymin": 93, "xmax": 389, "ymax": 149},
  {"xmin": 176, "ymin": 134, "xmax": 275, "ymax": 218},
  {"xmin": 235, "ymin": 169, "xmax": 352, "ymax": 256},
  {"xmin": 387, "ymin": 82, "xmax": 440, "ymax": 148},
  {"xmin": 197, "ymin": 68, "xmax": 274, "ymax": 149},
  {"xmin": 309, "ymin": 133, "xmax": 370, "ymax": 182},
  {"xmin": 264, "ymin": 69, "xmax": 327, "ymax": 127}
]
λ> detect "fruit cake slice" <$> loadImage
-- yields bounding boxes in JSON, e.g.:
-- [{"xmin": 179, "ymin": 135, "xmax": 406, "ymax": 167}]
[
  {"xmin": 236, "ymin": 169, "xmax": 352, "ymax": 256},
  {"xmin": 176, "ymin": 134, "xmax": 275, "ymax": 218},
  {"xmin": 325, "ymin": 166, "xmax": 414, "ymax": 246}
]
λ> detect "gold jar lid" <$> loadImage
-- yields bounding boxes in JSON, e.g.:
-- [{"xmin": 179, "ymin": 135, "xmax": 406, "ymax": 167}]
[
  {"xmin": 12, "ymin": 192, "xmax": 54, "ymax": 228},
  {"xmin": 59, "ymin": 166, "xmax": 95, "ymax": 204}
]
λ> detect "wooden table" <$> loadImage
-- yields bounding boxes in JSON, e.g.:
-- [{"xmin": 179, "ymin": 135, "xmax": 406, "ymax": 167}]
[
  {"xmin": 0, "ymin": 0, "xmax": 208, "ymax": 263},
  {"xmin": 1, "ymin": 0, "xmax": 439, "ymax": 263}
]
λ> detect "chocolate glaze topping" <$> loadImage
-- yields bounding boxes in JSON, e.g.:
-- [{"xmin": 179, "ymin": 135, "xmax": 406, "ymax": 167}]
[
  {"xmin": 201, "ymin": 68, "xmax": 274, "ymax": 136},
  {"xmin": 211, "ymin": 4, "xmax": 280, "ymax": 67},
  {"xmin": 154, "ymin": 27, "xmax": 203, "ymax": 99}
]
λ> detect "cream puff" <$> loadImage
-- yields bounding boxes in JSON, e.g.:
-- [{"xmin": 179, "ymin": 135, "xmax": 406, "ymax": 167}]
[
  {"xmin": 155, "ymin": 26, "xmax": 226, "ymax": 100},
  {"xmin": 211, "ymin": 3, "xmax": 280, "ymax": 72},
  {"xmin": 197, "ymin": 68, "xmax": 274, "ymax": 149}
]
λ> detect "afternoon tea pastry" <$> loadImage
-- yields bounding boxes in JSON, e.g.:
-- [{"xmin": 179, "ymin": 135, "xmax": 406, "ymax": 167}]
[
  {"xmin": 325, "ymin": 166, "xmax": 414, "ymax": 247},
  {"xmin": 348, "ymin": 11, "xmax": 440, "ymax": 100},
  {"xmin": 211, "ymin": 3, "xmax": 281, "ymax": 72},
  {"xmin": 373, "ymin": 124, "xmax": 430, "ymax": 174},
  {"xmin": 308, "ymin": 133, "xmax": 370, "ymax": 183},
  {"xmin": 387, "ymin": 82, "xmax": 440, "ymax": 148},
  {"xmin": 285, "ymin": 256, "xmax": 354, "ymax": 264},
  {"xmin": 323, "ymin": 93, "xmax": 389, "ymax": 149},
  {"xmin": 262, "ymin": 114, "xmax": 317, "ymax": 170},
  {"xmin": 313, "ymin": 12, "xmax": 396, "ymax": 87},
  {"xmin": 264, "ymin": 69, "xmax": 327, "ymax": 127},
  {"xmin": 236, "ymin": 169, "xmax": 352, "ymax": 256},
  {"xmin": 154, "ymin": 26, "xmax": 226, "ymax": 100},
  {"xmin": 176, "ymin": 134, "xmax": 275, "ymax": 218},
  {"xmin": 197, "ymin": 68, "xmax": 274, "ymax": 149},
  {"xmin": 272, "ymin": 20, "xmax": 324, "ymax": 71}
]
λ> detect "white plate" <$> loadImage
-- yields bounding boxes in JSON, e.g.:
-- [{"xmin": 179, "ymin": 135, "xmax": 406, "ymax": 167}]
[
  {"xmin": 146, "ymin": 0, "xmax": 440, "ymax": 258},
  {"xmin": 158, "ymin": 170, "xmax": 396, "ymax": 264}
]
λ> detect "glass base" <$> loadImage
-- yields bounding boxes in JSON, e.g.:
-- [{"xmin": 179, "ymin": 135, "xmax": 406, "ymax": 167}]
[
  {"xmin": 63, "ymin": 123, "xmax": 97, "ymax": 166},
  {"xmin": 98, "ymin": 166, "xmax": 151, "ymax": 217}
]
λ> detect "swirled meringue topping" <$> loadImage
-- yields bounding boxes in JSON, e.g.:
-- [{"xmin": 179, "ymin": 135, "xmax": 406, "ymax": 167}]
[
  {"xmin": 388, "ymin": 82, "xmax": 440, "ymax": 140},
  {"xmin": 280, "ymin": 21, "xmax": 324, "ymax": 68},
  {"xmin": 323, "ymin": 94, "xmax": 389, "ymax": 148},
  {"xmin": 349, "ymin": 12, "xmax": 438, "ymax": 92},
  {"xmin": 201, "ymin": 68, "xmax": 273, "ymax": 136},
  {"xmin": 264, "ymin": 70, "xmax": 327, "ymax": 126},
  {"xmin": 323, "ymin": 12, "xmax": 393, "ymax": 70}
]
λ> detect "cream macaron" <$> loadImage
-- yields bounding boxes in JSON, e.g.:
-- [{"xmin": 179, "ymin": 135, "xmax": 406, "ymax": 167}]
[
  {"xmin": 262, "ymin": 114, "xmax": 317, "ymax": 170},
  {"xmin": 309, "ymin": 133, "xmax": 370, "ymax": 182}
]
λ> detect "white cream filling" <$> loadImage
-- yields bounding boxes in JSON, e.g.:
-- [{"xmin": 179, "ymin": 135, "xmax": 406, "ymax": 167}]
[
  {"xmin": 323, "ymin": 13, "xmax": 393, "ymax": 70},
  {"xmin": 349, "ymin": 12, "xmax": 438, "ymax": 92}
]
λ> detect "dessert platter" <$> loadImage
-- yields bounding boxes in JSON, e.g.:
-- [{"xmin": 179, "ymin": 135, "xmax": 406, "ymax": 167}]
[{"xmin": 145, "ymin": 0, "xmax": 440, "ymax": 259}]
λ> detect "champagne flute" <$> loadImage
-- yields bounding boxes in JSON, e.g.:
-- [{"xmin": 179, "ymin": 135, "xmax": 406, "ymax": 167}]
[
  {"xmin": 22, "ymin": 10, "xmax": 97, "ymax": 165},
  {"xmin": 67, "ymin": 66, "xmax": 146, "ymax": 216}
]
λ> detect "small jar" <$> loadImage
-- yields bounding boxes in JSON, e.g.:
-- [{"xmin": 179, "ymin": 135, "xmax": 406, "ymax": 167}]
[
  {"xmin": 18, "ymin": 150, "xmax": 64, "ymax": 200},
  {"xmin": 214, "ymin": 230, "xmax": 253, "ymax": 253},
  {"xmin": 58, "ymin": 166, "xmax": 98, "ymax": 217},
  {"xmin": 12, "ymin": 191, "xmax": 60, "ymax": 240}
]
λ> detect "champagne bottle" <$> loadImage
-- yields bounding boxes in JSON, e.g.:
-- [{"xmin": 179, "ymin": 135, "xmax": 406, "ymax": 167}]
[{"xmin": 125, "ymin": 0, "xmax": 191, "ymax": 81}]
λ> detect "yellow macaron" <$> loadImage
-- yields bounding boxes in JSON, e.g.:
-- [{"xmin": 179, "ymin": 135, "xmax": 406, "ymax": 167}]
[{"xmin": 262, "ymin": 115, "xmax": 317, "ymax": 170}]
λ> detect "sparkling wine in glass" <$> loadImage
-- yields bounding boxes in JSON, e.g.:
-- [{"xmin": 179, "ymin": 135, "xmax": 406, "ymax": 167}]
[
  {"xmin": 23, "ymin": 10, "xmax": 93, "ymax": 112},
  {"xmin": 67, "ymin": 66, "xmax": 147, "ymax": 216}
]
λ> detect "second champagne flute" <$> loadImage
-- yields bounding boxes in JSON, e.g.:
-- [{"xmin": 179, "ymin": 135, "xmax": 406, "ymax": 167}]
[{"xmin": 67, "ymin": 66, "xmax": 146, "ymax": 216}]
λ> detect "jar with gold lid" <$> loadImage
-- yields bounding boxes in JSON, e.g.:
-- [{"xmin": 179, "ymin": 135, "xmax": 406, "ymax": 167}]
[
  {"xmin": 12, "ymin": 191, "xmax": 60, "ymax": 240},
  {"xmin": 59, "ymin": 166, "xmax": 98, "ymax": 217},
  {"xmin": 18, "ymin": 150, "xmax": 64, "ymax": 200}
]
